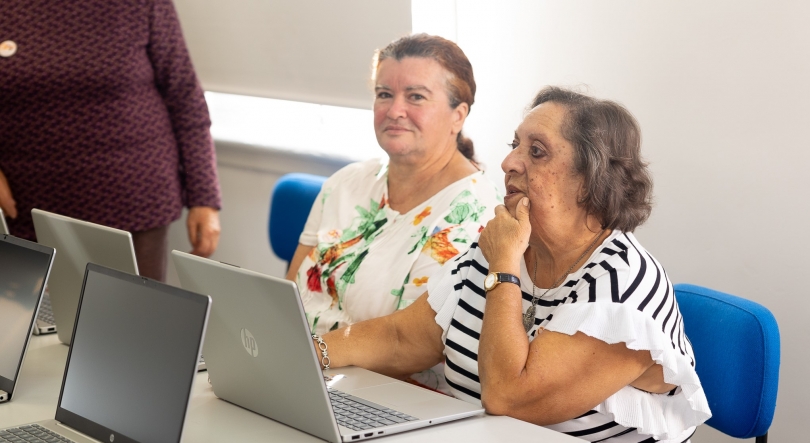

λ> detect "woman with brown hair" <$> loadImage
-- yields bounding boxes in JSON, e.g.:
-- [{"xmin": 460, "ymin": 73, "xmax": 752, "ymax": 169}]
[{"xmin": 285, "ymin": 34, "xmax": 501, "ymax": 392}]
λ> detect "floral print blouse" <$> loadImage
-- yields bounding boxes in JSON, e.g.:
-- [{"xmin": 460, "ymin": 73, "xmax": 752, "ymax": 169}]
[{"xmin": 295, "ymin": 158, "xmax": 502, "ymax": 336}]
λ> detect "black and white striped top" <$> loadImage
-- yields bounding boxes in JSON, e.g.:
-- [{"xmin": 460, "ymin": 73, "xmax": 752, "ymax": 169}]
[{"xmin": 427, "ymin": 230, "xmax": 711, "ymax": 443}]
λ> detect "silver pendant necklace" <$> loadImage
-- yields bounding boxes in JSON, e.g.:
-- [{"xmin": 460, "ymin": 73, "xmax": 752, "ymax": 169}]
[{"xmin": 523, "ymin": 230, "xmax": 606, "ymax": 333}]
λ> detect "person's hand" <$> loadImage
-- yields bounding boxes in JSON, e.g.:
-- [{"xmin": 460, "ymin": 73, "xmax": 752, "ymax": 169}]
[
  {"xmin": 187, "ymin": 206, "xmax": 220, "ymax": 257},
  {"xmin": 478, "ymin": 197, "xmax": 531, "ymax": 271},
  {"xmin": 0, "ymin": 168, "xmax": 18, "ymax": 219}
]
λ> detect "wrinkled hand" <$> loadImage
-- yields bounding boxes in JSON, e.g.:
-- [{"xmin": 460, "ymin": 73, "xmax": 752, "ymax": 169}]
[
  {"xmin": 187, "ymin": 206, "xmax": 220, "ymax": 257},
  {"xmin": 0, "ymin": 168, "xmax": 18, "ymax": 219},
  {"xmin": 478, "ymin": 197, "xmax": 531, "ymax": 270}
]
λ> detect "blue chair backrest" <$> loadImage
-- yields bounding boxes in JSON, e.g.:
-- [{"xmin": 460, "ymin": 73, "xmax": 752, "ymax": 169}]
[
  {"xmin": 674, "ymin": 283, "xmax": 780, "ymax": 439},
  {"xmin": 268, "ymin": 173, "xmax": 327, "ymax": 263}
]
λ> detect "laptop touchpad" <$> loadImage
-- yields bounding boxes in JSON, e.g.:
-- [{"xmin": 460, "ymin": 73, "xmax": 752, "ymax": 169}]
[{"xmin": 352, "ymin": 383, "xmax": 449, "ymax": 409}]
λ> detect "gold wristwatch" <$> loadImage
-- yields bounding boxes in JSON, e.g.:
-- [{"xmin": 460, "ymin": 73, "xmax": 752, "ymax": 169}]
[{"xmin": 483, "ymin": 272, "xmax": 521, "ymax": 291}]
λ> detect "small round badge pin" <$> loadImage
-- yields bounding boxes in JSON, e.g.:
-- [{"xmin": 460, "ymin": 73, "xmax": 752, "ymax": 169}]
[{"xmin": 0, "ymin": 40, "xmax": 17, "ymax": 58}]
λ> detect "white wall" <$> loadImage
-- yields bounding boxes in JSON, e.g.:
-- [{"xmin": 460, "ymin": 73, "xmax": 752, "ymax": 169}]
[
  {"xmin": 173, "ymin": 0, "xmax": 411, "ymax": 109},
  {"xmin": 448, "ymin": 1, "xmax": 809, "ymax": 442}
]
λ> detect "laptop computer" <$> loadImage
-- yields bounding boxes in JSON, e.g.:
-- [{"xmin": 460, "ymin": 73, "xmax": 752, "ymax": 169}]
[
  {"xmin": 0, "ymin": 234, "xmax": 55, "ymax": 403},
  {"xmin": 0, "ymin": 208, "xmax": 58, "ymax": 336},
  {"xmin": 0, "ymin": 263, "xmax": 210, "ymax": 443},
  {"xmin": 31, "ymin": 209, "xmax": 139, "ymax": 346},
  {"xmin": 172, "ymin": 251, "xmax": 484, "ymax": 443},
  {"xmin": 31, "ymin": 209, "xmax": 207, "ymax": 371}
]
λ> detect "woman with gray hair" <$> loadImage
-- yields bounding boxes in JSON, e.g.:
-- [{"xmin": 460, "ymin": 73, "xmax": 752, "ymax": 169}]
[{"xmin": 309, "ymin": 87, "xmax": 711, "ymax": 442}]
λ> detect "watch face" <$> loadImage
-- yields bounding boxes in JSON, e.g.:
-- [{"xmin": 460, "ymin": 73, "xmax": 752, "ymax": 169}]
[{"xmin": 484, "ymin": 273, "xmax": 496, "ymax": 290}]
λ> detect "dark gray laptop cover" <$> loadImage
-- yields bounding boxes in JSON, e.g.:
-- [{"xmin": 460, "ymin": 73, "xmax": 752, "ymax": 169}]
[
  {"xmin": 52, "ymin": 263, "xmax": 210, "ymax": 443},
  {"xmin": 0, "ymin": 234, "xmax": 55, "ymax": 399}
]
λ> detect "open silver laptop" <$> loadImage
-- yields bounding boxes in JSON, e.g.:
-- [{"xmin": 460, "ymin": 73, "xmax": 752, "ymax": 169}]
[
  {"xmin": 31, "ymin": 209, "xmax": 139, "ymax": 346},
  {"xmin": 0, "ymin": 234, "xmax": 55, "ymax": 403},
  {"xmin": 31, "ymin": 210, "xmax": 207, "ymax": 371},
  {"xmin": 0, "ymin": 263, "xmax": 210, "ymax": 443},
  {"xmin": 172, "ymin": 251, "xmax": 483, "ymax": 443}
]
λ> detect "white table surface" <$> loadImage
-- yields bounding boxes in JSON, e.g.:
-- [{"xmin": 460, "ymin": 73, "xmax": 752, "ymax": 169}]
[{"xmin": 1, "ymin": 335, "xmax": 584, "ymax": 442}]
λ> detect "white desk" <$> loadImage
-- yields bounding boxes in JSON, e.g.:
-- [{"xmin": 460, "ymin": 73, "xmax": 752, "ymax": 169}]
[{"xmin": 1, "ymin": 335, "xmax": 584, "ymax": 442}]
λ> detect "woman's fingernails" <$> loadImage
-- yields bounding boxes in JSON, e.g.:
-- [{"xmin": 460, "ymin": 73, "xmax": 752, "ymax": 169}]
[{"xmin": 522, "ymin": 197, "xmax": 529, "ymax": 206}]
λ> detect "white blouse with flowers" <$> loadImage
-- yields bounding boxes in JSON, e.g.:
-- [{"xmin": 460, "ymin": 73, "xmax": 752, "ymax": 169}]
[{"xmin": 296, "ymin": 158, "xmax": 502, "ymax": 339}]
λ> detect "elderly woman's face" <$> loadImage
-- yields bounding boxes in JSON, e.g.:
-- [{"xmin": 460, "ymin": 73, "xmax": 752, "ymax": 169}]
[
  {"xmin": 373, "ymin": 57, "xmax": 466, "ymax": 161},
  {"xmin": 502, "ymin": 102, "xmax": 585, "ymax": 227}
]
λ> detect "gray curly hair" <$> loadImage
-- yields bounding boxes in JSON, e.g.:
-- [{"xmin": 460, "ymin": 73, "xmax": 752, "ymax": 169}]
[{"xmin": 530, "ymin": 87, "xmax": 653, "ymax": 232}]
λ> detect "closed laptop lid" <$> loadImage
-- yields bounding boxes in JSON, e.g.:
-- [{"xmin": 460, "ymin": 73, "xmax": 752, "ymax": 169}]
[
  {"xmin": 54, "ymin": 263, "xmax": 210, "ymax": 443},
  {"xmin": 0, "ymin": 234, "xmax": 55, "ymax": 396},
  {"xmin": 171, "ymin": 251, "xmax": 342, "ymax": 443},
  {"xmin": 31, "ymin": 209, "xmax": 138, "ymax": 345}
]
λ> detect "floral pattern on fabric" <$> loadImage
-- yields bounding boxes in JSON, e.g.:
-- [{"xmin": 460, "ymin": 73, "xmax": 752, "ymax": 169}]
[
  {"xmin": 305, "ymin": 189, "xmax": 489, "ymax": 315},
  {"xmin": 309, "ymin": 197, "xmax": 388, "ymax": 310},
  {"xmin": 295, "ymin": 159, "xmax": 502, "ymax": 337}
]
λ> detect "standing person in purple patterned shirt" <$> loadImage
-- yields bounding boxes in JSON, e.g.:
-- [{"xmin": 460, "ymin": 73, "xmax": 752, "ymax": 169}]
[{"xmin": 0, "ymin": 0, "xmax": 222, "ymax": 281}]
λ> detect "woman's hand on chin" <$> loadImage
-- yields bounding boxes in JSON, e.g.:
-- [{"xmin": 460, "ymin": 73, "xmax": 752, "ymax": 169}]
[{"xmin": 479, "ymin": 197, "xmax": 531, "ymax": 270}]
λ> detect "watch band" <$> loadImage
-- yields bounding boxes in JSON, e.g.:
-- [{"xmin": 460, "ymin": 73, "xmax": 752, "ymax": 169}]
[{"xmin": 496, "ymin": 272, "xmax": 521, "ymax": 286}]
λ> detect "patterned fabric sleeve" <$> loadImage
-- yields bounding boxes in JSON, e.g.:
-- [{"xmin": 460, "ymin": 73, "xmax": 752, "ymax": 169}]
[
  {"xmin": 147, "ymin": 0, "xmax": 221, "ymax": 209},
  {"xmin": 540, "ymin": 233, "xmax": 711, "ymax": 441},
  {"xmin": 298, "ymin": 180, "xmax": 328, "ymax": 247},
  {"xmin": 425, "ymin": 231, "xmax": 709, "ymax": 441}
]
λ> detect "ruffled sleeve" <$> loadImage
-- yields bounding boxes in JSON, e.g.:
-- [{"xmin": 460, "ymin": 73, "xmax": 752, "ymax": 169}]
[{"xmin": 544, "ymin": 270, "xmax": 712, "ymax": 440}]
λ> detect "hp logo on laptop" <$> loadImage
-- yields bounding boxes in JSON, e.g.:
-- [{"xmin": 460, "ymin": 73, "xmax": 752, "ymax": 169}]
[{"xmin": 241, "ymin": 328, "xmax": 259, "ymax": 357}]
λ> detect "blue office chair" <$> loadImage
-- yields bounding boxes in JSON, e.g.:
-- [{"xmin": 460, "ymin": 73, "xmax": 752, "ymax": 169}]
[
  {"xmin": 268, "ymin": 173, "xmax": 327, "ymax": 264},
  {"xmin": 674, "ymin": 284, "xmax": 780, "ymax": 443}
]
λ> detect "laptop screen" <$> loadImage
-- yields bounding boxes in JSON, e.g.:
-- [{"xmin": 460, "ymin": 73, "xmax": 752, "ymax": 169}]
[
  {"xmin": 0, "ymin": 236, "xmax": 53, "ymax": 393},
  {"xmin": 55, "ymin": 264, "xmax": 210, "ymax": 443}
]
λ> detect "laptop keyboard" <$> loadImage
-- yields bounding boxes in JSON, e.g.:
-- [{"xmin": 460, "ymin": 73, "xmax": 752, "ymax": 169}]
[
  {"xmin": 37, "ymin": 294, "xmax": 55, "ymax": 325},
  {"xmin": 328, "ymin": 388, "xmax": 417, "ymax": 431},
  {"xmin": 0, "ymin": 424, "xmax": 75, "ymax": 443}
]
